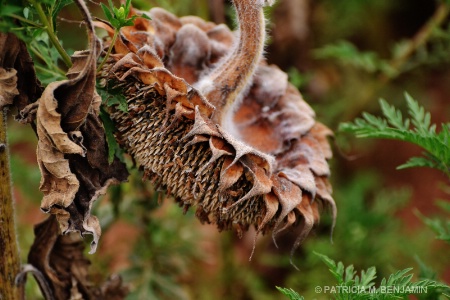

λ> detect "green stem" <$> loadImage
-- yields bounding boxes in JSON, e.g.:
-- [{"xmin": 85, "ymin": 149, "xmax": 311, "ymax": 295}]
[
  {"xmin": 35, "ymin": 65, "xmax": 66, "ymax": 78},
  {"xmin": 344, "ymin": 2, "xmax": 450, "ymax": 121},
  {"xmin": 7, "ymin": 14, "xmax": 43, "ymax": 28},
  {"xmin": 0, "ymin": 108, "xmax": 23, "ymax": 300},
  {"xmin": 30, "ymin": 0, "xmax": 72, "ymax": 68},
  {"xmin": 97, "ymin": 29, "xmax": 119, "ymax": 73},
  {"xmin": 29, "ymin": 46, "xmax": 67, "ymax": 76},
  {"xmin": 385, "ymin": 2, "xmax": 450, "ymax": 79}
]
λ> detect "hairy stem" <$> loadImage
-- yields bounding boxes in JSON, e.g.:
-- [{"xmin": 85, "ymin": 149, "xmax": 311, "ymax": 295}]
[
  {"xmin": 0, "ymin": 108, "xmax": 22, "ymax": 300},
  {"xmin": 200, "ymin": 0, "xmax": 267, "ymax": 124},
  {"xmin": 31, "ymin": 0, "xmax": 73, "ymax": 68}
]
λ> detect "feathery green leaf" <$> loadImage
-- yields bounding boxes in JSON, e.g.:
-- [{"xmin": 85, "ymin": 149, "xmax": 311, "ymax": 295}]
[{"xmin": 339, "ymin": 93, "xmax": 450, "ymax": 178}]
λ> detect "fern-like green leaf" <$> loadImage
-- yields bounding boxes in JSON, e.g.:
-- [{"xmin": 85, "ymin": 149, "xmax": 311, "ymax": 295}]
[
  {"xmin": 397, "ymin": 156, "xmax": 438, "ymax": 170},
  {"xmin": 339, "ymin": 93, "xmax": 450, "ymax": 178},
  {"xmin": 358, "ymin": 267, "xmax": 377, "ymax": 288},
  {"xmin": 276, "ymin": 286, "xmax": 304, "ymax": 300},
  {"xmin": 418, "ymin": 213, "xmax": 450, "ymax": 243},
  {"xmin": 279, "ymin": 253, "xmax": 450, "ymax": 300},
  {"xmin": 379, "ymin": 99, "xmax": 410, "ymax": 130}
]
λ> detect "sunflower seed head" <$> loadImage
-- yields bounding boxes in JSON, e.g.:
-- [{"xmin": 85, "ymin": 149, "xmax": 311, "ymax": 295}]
[{"xmin": 99, "ymin": 6, "xmax": 335, "ymax": 256}]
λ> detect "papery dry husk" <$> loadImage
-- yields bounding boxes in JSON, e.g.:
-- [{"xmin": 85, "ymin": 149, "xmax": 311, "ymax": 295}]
[{"xmin": 98, "ymin": 7, "xmax": 335, "ymax": 254}]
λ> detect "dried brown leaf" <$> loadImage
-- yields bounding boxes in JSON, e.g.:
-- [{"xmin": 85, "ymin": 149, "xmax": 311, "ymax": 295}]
[
  {"xmin": 0, "ymin": 33, "xmax": 42, "ymax": 113},
  {"xmin": 0, "ymin": 68, "xmax": 19, "ymax": 108},
  {"xmin": 31, "ymin": 0, "xmax": 128, "ymax": 252},
  {"xmin": 27, "ymin": 216, "xmax": 128, "ymax": 300}
]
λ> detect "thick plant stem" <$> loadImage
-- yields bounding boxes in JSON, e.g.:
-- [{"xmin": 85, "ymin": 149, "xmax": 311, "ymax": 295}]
[
  {"xmin": 198, "ymin": 0, "xmax": 267, "ymax": 124},
  {"xmin": 0, "ymin": 108, "xmax": 22, "ymax": 300}
]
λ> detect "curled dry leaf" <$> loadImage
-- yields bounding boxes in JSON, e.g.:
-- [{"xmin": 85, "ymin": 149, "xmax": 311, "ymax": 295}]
[
  {"xmin": 0, "ymin": 32, "xmax": 42, "ymax": 112},
  {"xmin": 27, "ymin": 216, "xmax": 128, "ymax": 300},
  {"xmin": 28, "ymin": 0, "xmax": 128, "ymax": 253},
  {"xmin": 0, "ymin": 68, "xmax": 19, "ymax": 108},
  {"xmin": 98, "ymin": 5, "xmax": 334, "ymax": 256}
]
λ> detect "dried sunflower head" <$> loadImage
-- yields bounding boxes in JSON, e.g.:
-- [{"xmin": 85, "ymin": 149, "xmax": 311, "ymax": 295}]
[{"xmin": 97, "ymin": 2, "xmax": 335, "ymax": 257}]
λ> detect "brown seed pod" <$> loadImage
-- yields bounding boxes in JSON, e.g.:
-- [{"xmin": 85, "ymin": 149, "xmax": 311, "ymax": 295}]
[{"xmin": 98, "ymin": 2, "xmax": 335, "ymax": 258}]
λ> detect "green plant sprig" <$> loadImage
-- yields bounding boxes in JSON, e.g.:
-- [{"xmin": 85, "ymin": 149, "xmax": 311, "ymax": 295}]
[
  {"xmin": 278, "ymin": 252, "xmax": 450, "ymax": 300},
  {"xmin": 28, "ymin": 0, "xmax": 72, "ymax": 67},
  {"xmin": 96, "ymin": 0, "xmax": 150, "ymax": 72},
  {"xmin": 339, "ymin": 93, "xmax": 450, "ymax": 178},
  {"xmin": 0, "ymin": 0, "xmax": 74, "ymax": 80},
  {"xmin": 314, "ymin": 2, "xmax": 450, "ymax": 81},
  {"xmin": 387, "ymin": 2, "xmax": 450, "ymax": 79},
  {"xmin": 416, "ymin": 201, "xmax": 450, "ymax": 244},
  {"xmin": 313, "ymin": 2, "xmax": 450, "ymax": 122},
  {"xmin": 276, "ymin": 287, "xmax": 304, "ymax": 300}
]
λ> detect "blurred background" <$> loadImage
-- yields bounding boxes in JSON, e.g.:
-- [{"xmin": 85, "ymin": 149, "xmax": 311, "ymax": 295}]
[{"xmin": 9, "ymin": 0, "xmax": 450, "ymax": 299}]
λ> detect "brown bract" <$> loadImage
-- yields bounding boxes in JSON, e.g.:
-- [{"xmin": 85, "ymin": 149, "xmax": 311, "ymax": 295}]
[{"xmin": 99, "ymin": 7, "xmax": 335, "ymax": 256}]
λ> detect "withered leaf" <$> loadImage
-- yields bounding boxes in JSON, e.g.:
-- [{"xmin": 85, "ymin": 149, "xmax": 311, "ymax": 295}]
[
  {"xmin": 27, "ymin": 216, "xmax": 128, "ymax": 300},
  {"xmin": 32, "ymin": 1, "xmax": 128, "ymax": 252},
  {"xmin": 0, "ymin": 33, "xmax": 42, "ymax": 113},
  {"xmin": 0, "ymin": 68, "xmax": 19, "ymax": 108}
]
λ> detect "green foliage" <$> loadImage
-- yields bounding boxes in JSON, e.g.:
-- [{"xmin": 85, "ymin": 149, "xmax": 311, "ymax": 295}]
[
  {"xmin": 315, "ymin": 252, "xmax": 377, "ymax": 290},
  {"xmin": 415, "ymin": 256, "xmax": 450, "ymax": 300},
  {"xmin": 303, "ymin": 173, "xmax": 411, "ymax": 268},
  {"xmin": 276, "ymin": 287, "xmax": 304, "ymax": 300},
  {"xmin": 284, "ymin": 172, "xmax": 450, "ymax": 299},
  {"xmin": 99, "ymin": 108, "xmax": 123, "ymax": 164},
  {"xmin": 417, "ymin": 201, "xmax": 450, "ymax": 243},
  {"xmin": 287, "ymin": 67, "xmax": 311, "ymax": 90},
  {"xmin": 314, "ymin": 40, "xmax": 395, "ymax": 76},
  {"xmin": 50, "ymin": 0, "xmax": 73, "ymax": 27},
  {"xmin": 28, "ymin": 31, "xmax": 67, "ymax": 84},
  {"xmin": 340, "ymin": 93, "xmax": 450, "ymax": 177},
  {"xmin": 279, "ymin": 252, "xmax": 450, "ymax": 300},
  {"xmin": 119, "ymin": 189, "xmax": 199, "ymax": 300},
  {"xmin": 397, "ymin": 23, "xmax": 450, "ymax": 72},
  {"xmin": 97, "ymin": 79, "xmax": 128, "ymax": 163},
  {"xmin": 315, "ymin": 35, "xmax": 450, "ymax": 79},
  {"xmin": 0, "ymin": 0, "xmax": 73, "ymax": 79},
  {"xmin": 100, "ymin": 0, "xmax": 148, "ymax": 29},
  {"xmin": 313, "ymin": 0, "xmax": 391, "ymax": 44},
  {"xmin": 314, "ymin": 12, "xmax": 450, "ymax": 80},
  {"xmin": 97, "ymin": 0, "xmax": 150, "ymax": 72},
  {"xmin": 3, "ymin": 0, "xmax": 449, "ymax": 299},
  {"xmin": 97, "ymin": 82, "xmax": 128, "ymax": 113}
]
